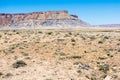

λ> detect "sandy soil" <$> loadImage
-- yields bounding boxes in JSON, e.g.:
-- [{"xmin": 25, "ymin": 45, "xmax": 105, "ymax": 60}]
[{"xmin": 0, "ymin": 28, "xmax": 120, "ymax": 80}]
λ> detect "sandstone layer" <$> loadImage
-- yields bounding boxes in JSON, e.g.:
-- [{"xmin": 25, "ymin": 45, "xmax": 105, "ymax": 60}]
[{"xmin": 0, "ymin": 10, "xmax": 90, "ymax": 28}]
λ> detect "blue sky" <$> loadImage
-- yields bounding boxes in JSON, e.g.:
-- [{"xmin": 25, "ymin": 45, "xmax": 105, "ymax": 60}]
[{"xmin": 0, "ymin": 0, "xmax": 120, "ymax": 25}]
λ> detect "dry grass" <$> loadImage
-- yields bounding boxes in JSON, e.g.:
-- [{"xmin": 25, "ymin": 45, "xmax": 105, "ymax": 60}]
[{"xmin": 0, "ymin": 28, "xmax": 120, "ymax": 80}]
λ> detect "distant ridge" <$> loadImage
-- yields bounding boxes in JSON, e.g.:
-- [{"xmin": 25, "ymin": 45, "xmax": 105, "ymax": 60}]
[
  {"xmin": 94, "ymin": 24, "xmax": 120, "ymax": 28},
  {"xmin": 0, "ymin": 10, "xmax": 91, "ymax": 29}
]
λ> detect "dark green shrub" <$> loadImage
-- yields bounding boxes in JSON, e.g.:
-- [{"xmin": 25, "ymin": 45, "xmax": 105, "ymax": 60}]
[
  {"xmin": 4, "ymin": 73, "xmax": 13, "ymax": 77},
  {"xmin": 116, "ymin": 43, "xmax": 120, "ymax": 45},
  {"xmin": 0, "ymin": 35, "xmax": 2, "ymax": 38},
  {"xmin": 38, "ymin": 31, "xmax": 42, "ymax": 34},
  {"xmin": 71, "ymin": 56, "xmax": 81, "ymax": 59},
  {"xmin": 99, "ymin": 64, "xmax": 109, "ymax": 73},
  {"xmin": 68, "ymin": 32, "xmax": 72, "ymax": 35},
  {"xmin": 71, "ymin": 38, "xmax": 76, "ymax": 42},
  {"xmin": 72, "ymin": 43, "xmax": 75, "ymax": 46},
  {"xmin": 118, "ymin": 48, "xmax": 120, "ymax": 52},
  {"xmin": 47, "ymin": 32, "xmax": 53, "ymax": 35},
  {"xmin": 104, "ymin": 36, "xmax": 109, "ymax": 39},
  {"xmin": 98, "ymin": 41, "xmax": 103, "ymax": 44},
  {"xmin": 80, "ymin": 35, "xmax": 86, "ymax": 40},
  {"xmin": 16, "ymin": 32, "xmax": 19, "ymax": 34},
  {"xmin": 0, "ymin": 72, "xmax": 3, "ymax": 76},
  {"xmin": 13, "ymin": 30, "xmax": 16, "ymax": 32},
  {"xmin": 12, "ymin": 60, "xmax": 27, "ymax": 68},
  {"xmin": 98, "ymin": 57, "xmax": 106, "ymax": 60},
  {"xmin": 89, "ymin": 36, "xmax": 96, "ymax": 40}
]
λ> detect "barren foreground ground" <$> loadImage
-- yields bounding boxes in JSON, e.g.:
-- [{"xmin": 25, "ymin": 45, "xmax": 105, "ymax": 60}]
[{"xmin": 0, "ymin": 28, "xmax": 120, "ymax": 80}]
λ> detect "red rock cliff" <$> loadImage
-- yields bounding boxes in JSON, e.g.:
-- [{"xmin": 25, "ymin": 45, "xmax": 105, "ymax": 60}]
[{"xmin": 0, "ymin": 10, "xmax": 89, "ymax": 28}]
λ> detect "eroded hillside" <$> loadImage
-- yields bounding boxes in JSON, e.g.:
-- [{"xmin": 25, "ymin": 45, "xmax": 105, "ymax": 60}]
[{"xmin": 0, "ymin": 11, "xmax": 90, "ymax": 28}]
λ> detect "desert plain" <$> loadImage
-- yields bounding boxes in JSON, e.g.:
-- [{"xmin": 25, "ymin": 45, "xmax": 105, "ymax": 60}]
[{"xmin": 0, "ymin": 28, "xmax": 120, "ymax": 80}]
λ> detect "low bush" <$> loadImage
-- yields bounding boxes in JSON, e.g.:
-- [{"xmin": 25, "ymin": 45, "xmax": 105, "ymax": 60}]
[
  {"xmin": 0, "ymin": 72, "xmax": 3, "ymax": 76},
  {"xmin": 12, "ymin": 60, "xmax": 27, "ymax": 68},
  {"xmin": 71, "ymin": 55, "xmax": 81, "ymax": 59},
  {"xmin": 99, "ymin": 64, "xmax": 109, "ymax": 73}
]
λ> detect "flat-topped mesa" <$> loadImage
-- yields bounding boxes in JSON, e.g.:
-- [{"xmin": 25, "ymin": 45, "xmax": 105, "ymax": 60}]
[
  {"xmin": 0, "ymin": 10, "xmax": 90, "ymax": 28},
  {"xmin": 23, "ymin": 10, "xmax": 78, "ymax": 20}
]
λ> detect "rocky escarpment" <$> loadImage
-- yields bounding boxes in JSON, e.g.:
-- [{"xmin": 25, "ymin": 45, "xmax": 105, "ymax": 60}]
[{"xmin": 0, "ymin": 10, "xmax": 90, "ymax": 29}]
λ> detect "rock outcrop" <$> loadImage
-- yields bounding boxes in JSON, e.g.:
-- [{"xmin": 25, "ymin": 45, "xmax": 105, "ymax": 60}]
[{"xmin": 0, "ymin": 10, "xmax": 90, "ymax": 29}]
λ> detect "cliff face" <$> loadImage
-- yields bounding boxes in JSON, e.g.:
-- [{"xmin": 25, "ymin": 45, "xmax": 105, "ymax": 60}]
[{"xmin": 0, "ymin": 10, "xmax": 90, "ymax": 28}]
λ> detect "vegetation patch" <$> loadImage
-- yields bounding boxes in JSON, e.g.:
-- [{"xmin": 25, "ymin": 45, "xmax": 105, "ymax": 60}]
[
  {"xmin": 98, "ymin": 57, "xmax": 106, "ymax": 60},
  {"xmin": 0, "ymin": 34, "xmax": 2, "ymax": 38},
  {"xmin": 71, "ymin": 55, "xmax": 81, "ymax": 59},
  {"xmin": 0, "ymin": 72, "xmax": 3, "ymax": 76},
  {"xmin": 99, "ymin": 64, "xmax": 110, "ymax": 73},
  {"xmin": 12, "ymin": 60, "xmax": 27, "ymax": 68},
  {"xmin": 89, "ymin": 36, "xmax": 96, "ymax": 40},
  {"xmin": 118, "ymin": 48, "xmax": 120, "ymax": 52},
  {"xmin": 47, "ymin": 32, "xmax": 53, "ymax": 35},
  {"xmin": 71, "ymin": 38, "xmax": 76, "ymax": 42},
  {"xmin": 4, "ymin": 73, "xmax": 13, "ymax": 78},
  {"xmin": 98, "ymin": 41, "xmax": 103, "ymax": 44}
]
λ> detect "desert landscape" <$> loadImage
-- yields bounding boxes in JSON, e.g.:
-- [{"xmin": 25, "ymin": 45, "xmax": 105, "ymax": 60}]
[
  {"xmin": 1, "ymin": 0, "xmax": 120, "ymax": 79},
  {"xmin": 0, "ymin": 28, "xmax": 120, "ymax": 80},
  {"xmin": 0, "ymin": 10, "xmax": 120, "ymax": 80}
]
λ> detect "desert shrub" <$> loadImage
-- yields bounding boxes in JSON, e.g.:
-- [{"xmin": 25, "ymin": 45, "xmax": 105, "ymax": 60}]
[
  {"xmin": 84, "ymin": 51, "xmax": 87, "ymax": 53},
  {"xmin": 103, "ymin": 36, "xmax": 109, "ymax": 39},
  {"xmin": 99, "ymin": 64, "xmax": 109, "ymax": 73},
  {"xmin": 72, "ymin": 43, "xmax": 75, "ymax": 46},
  {"xmin": 23, "ymin": 41, "xmax": 27, "ymax": 43},
  {"xmin": 74, "ymin": 62, "xmax": 90, "ymax": 70},
  {"xmin": 0, "ymin": 72, "xmax": 3, "ymax": 76},
  {"xmin": 13, "ymin": 30, "xmax": 16, "ymax": 32},
  {"xmin": 104, "ymin": 49, "xmax": 113, "ymax": 57},
  {"xmin": 107, "ymin": 53, "xmax": 110, "ymax": 56},
  {"xmin": 71, "ymin": 38, "xmax": 76, "ymax": 42},
  {"xmin": 118, "ymin": 48, "xmax": 120, "ymax": 52},
  {"xmin": 21, "ymin": 52, "xmax": 29, "ymax": 56},
  {"xmin": 68, "ymin": 32, "xmax": 72, "ymax": 35},
  {"xmin": 80, "ymin": 35, "xmax": 86, "ymax": 40},
  {"xmin": 90, "ymin": 77, "xmax": 97, "ymax": 80},
  {"xmin": 77, "ymin": 70, "xmax": 81, "ymax": 73},
  {"xmin": 55, "ymin": 52, "xmax": 65, "ymax": 56},
  {"xmin": 12, "ymin": 60, "xmax": 27, "ymax": 68},
  {"xmin": 97, "ymin": 62, "xmax": 100, "ymax": 64},
  {"xmin": 47, "ymin": 32, "xmax": 53, "ymax": 35},
  {"xmin": 98, "ymin": 57, "xmax": 106, "ymax": 60},
  {"xmin": 89, "ymin": 36, "xmax": 96, "ymax": 40},
  {"xmin": 118, "ymin": 39, "xmax": 120, "ymax": 41},
  {"xmin": 3, "ymin": 47, "xmax": 15, "ymax": 54},
  {"xmin": 0, "ymin": 34, "xmax": 2, "ymax": 38},
  {"xmin": 45, "ymin": 79, "xmax": 53, "ymax": 80},
  {"xmin": 11, "ymin": 46, "xmax": 15, "ymax": 50},
  {"xmin": 4, "ymin": 73, "xmax": 13, "ymax": 77},
  {"xmin": 57, "ymin": 38, "xmax": 65, "ymax": 42},
  {"xmin": 16, "ymin": 32, "xmax": 19, "ymax": 34},
  {"xmin": 71, "ymin": 55, "xmax": 81, "ymax": 59},
  {"xmin": 19, "ymin": 47, "xmax": 24, "ymax": 49},
  {"xmin": 4, "ymin": 41, "xmax": 8, "ymax": 43},
  {"xmin": 109, "ymin": 55, "xmax": 113, "ymax": 57},
  {"xmin": 64, "ymin": 34, "xmax": 70, "ymax": 37},
  {"xmin": 104, "ymin": 49, "xmax": 110, "ymax": 53},
  {"xmin": 98, "ymin": 41, "xmax": 103, "ymax": 44},
  {"xmin": 116, "ymin": 43, "xmax": 120, "ymax": 45},
  {"xmin": 38, "ymin": 31, "xmax": 42, "ymax": 34}
]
